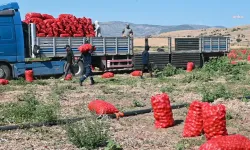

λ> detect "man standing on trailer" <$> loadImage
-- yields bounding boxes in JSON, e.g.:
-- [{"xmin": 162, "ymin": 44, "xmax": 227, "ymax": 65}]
[
  {"xmin": 61, "ymin": 45, "xmax": 75, "ymax": 80},
  {"xmin": 78, "ymin": 40, "xmax": 95, "ymax": 86},
  {"xmin": 122, "ymin": 23, "xmax": 133, "ymax": 37},
  {"xmin": 141, "ymin": 45, "xmax": 153, "ymax": 79},
  {"xmin": 94, "ymin": 20, "xmax": 102, "ymax": 37}
]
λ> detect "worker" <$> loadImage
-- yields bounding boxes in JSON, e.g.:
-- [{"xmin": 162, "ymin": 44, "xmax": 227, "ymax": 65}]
[
  {"xmin": 78, "ymin": 40, "xmax": 95, "ymax": 86},
  {"xmin": 94, "ymin": 20, "xmax": 102, "ymax": 37},
  {"xmin": 122, "ymin": 24, "xmax": 133, "ymax": 37},
  {"xmin": 141, "ymin": 45, "xmax": 153, "ymax": 79},
  {"xmin": 61, "ymin": 45, "xmax": 75, "ymax": 80}
]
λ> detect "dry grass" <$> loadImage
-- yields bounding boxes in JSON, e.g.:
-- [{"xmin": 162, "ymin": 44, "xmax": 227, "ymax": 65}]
[{"xmin": 0, "ymin": 63, "xmax": 250, "ymax": 150}]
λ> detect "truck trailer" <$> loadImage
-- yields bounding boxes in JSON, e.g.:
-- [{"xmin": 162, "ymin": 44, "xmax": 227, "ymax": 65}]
[
  {"xmin": 133, "ymin": 36, "xmax": 230, "ymax": 70},
  {"xmin": 0, "ymin": 2, "xmax": 230, "ymax": 80}
]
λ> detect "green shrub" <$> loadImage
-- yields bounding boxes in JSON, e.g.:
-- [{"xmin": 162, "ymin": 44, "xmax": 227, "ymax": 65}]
[
  {"xmin": 226, "ymin": 112, "xmax": 233, "ymax": 120},
  {"xmin": 175, "ymin": 137, "xmax": 205, "ymax": 150},
  {"xmin": 132, "ymin": 100, "xmax": 146, "ymax": 107},
  {"xmin": 239, "ymin": 88, "xmax": 250, "ymax": 102},
  {"xmin": 161, "ymin": 85, "xmax": 175, "ymax": 93},
  {"xmin": 181, "ymin": 57, "xmax": 250, "ymax": 82},
  {"xmin": 0, "ymin": 91, "xmax": 59, "ymax": 124},
  {"xmin": 154, "ymin": 64, "xmax": 183, "ymax": 78},
  {"xmin": 200, "ymin": 84, "xmax": 232, "ymax": 102},
  {"xmin": 11, "ymin": 77, "xmax": 28, "ymax": 85},
  {"xmin": 66, "ymin": 114, "xmax": 110, "ymax": 150},
  {"xmin": 0, "ymin": 85, "xmax": 15, "ymax": 93},
  {"xmin": 105, "ymin": 140, "xmax": 123, "ymax": 150},
  {"xmin": 202, "ymin": 57, "xmax": 232, "ymax": 74},
  {"xmin": 202, "ymin": 57, "xmax": 249, "ymax": 76},
  {"xmin": 53, "ymin": 84, "xmax": 76, "ymax": 95},
  {"xmin": 10, "ymin": 78, "xmax": 48, "ymax": 86},
  {"xmin": 182, "ymin": 71, "xmax": 212, "ymax": 83}
]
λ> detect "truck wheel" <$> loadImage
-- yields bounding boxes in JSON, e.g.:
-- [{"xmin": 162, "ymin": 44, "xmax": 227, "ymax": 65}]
[
  {"xmin": 73, "ymin": 61, "xmax": 84, "ymax": 76},
  {"xmin": 0, "ymin": 64, "xmax": 11, "ymax": 80}
]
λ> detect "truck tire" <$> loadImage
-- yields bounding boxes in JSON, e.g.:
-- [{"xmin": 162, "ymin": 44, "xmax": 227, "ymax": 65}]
[
  {"xmin": 64, "ymin": 61, "xmax": 84, "ymax": 77},
  {"xmin": 0, "ymin": 64, "xmax": 11, "ymax": 80},
  {"xmin": 74, "ymin": 61, "xmax": 84, "ymax": 76}
]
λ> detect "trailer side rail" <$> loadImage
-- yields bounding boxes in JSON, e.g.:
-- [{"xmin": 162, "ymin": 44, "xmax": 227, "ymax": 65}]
[{"xmin": 30, "ymin": 23, "xmax": 133, "ymax": 58}]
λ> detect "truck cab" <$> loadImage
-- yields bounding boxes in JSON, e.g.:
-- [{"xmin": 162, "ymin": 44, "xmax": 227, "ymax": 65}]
[
  {"xmin": 0, "ymin": 2, "xmax": 65, "ymax": 79},
  {"xmin": 0, "ymin": 3, "xmax": 25, "ymax": 79}
]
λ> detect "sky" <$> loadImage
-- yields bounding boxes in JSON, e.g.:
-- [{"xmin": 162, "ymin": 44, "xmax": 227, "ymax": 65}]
[{"xmin": 1, "ymin": 0, "xmax": 249, "ymax": 27}]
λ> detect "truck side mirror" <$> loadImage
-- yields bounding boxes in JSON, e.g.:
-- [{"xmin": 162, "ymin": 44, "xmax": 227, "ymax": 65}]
[{"xmin": 33, "ymin": 45, "xmax": 41, "ymax": 58}]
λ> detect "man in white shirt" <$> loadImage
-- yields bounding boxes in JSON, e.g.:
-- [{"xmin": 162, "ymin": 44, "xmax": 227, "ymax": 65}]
[
  {"xmin": 122, "ymin": 24, "xmax": 133, "ymax": 37},
  {"xmin": 94, "ymin": 20, "xmax": 102, "ymax": 37}
]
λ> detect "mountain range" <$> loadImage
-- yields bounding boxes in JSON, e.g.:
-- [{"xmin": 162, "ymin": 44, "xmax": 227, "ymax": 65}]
[{"xmin": 99, "ymin": 21, "xmax": 225, "ymax": 37}]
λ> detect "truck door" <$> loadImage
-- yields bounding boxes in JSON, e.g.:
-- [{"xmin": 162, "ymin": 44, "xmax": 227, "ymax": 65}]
[{"xmin": 0, "ymin": 9, "xmax": 17, "ymax": 62}]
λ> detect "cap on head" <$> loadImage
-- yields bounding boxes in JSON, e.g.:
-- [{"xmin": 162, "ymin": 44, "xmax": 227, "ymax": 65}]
[
  {"xmin": 85, "ymin": 39, "xmax": 89, "ymax": 43},
  {"xmin": 64, "ymin": 45, "xmax": 70, "ymax": 49},
  {"xmin": 95, "ymin": 20, "xmax": 99, "ymax": 25},
  {"xmin": 126, "ymin": 24, "xmax": 130, "ymax": 28}
]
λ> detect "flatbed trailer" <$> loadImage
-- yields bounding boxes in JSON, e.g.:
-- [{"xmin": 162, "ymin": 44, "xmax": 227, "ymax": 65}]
[
  {"xmin": 26, "ymin": 23, "xmax": 134, "ymax": 76},
  {"xmin": 133, "ymin": 36, "xmax": 230, "ymax": 70}
]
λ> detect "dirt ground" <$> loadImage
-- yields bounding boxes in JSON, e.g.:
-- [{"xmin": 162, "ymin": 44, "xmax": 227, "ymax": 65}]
[{"xmin": 0, "ymin": 71, "xmax": 250, "ymax": 150}]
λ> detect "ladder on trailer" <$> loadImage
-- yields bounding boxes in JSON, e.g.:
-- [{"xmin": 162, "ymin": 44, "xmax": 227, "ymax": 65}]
[{"xmin": 106, "ymin": 56, "xmax": 133, "ymax": 71}]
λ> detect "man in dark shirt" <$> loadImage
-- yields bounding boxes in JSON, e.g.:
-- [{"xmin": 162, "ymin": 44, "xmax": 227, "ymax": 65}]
[
  {"xmin": 78, "ymin": 43, "xmax": 95, "ymax": 86},
  {"xmin": 141, "ymin": 45, "xmax": 152, "ymax": 78},
  {"xmin": 61, "ymin": 45, "xmax": 75, "ymax": 80}
]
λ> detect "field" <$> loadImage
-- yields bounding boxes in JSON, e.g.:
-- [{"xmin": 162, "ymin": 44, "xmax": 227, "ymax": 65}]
[{"xmin": 1, "ymin": 55, "xmax": 250, "ymax": 150}]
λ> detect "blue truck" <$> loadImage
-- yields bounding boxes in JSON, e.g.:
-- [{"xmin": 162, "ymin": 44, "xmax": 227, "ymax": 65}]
[
  {"xmin": 0, "ymin": 2, "xmax": 230, "ymax": 80},
  {"xmin": 0, "ymin": 2, "xmax": 134, "ymax": 79}
]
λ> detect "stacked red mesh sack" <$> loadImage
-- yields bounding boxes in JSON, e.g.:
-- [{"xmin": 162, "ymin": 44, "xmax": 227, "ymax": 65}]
[
  {"xmin": 202, "ymin": 102, "xmax": 228, "ymax": 140},
  {"xmin": 23, "ymin": 13, "xmax": 95, "ymax": 37},
  {"xmin": 151, "ymin": 93, "xmax": 174, "ymax": 128},
  {"xmin": 199, "ymin": 134, "xmax": 250, "ymax": 150},
  {"xmin": 182, "ymin": 100, "xmax": 203, "ymax": 137},
  {"xmin": 200, "ymin": 103, "xmax": 250, "ymax": 149},
  {"xmin": 183, "ymin": 101, "xmax": 228, "ymax": 139},
  {"xmin": 182, "ymin": 101, "xmax": 250, "ymax": 149}
]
